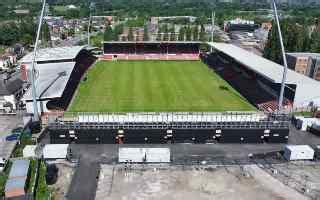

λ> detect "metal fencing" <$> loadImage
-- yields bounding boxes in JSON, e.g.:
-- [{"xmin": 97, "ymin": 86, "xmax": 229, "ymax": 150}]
[{"xmin": 47, "ymin": 112, "xmax": 290, "ymax": 130}]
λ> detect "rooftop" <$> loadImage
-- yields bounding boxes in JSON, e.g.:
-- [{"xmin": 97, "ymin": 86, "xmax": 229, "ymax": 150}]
[
  {"xmin": 285, "ymin": 145, "xmax": 315, "ymax": 152},
  {"xmin": 19, "ymin": 46, "xmax": 85, "ymax": 63},
  {"xmin": 208, "ymin": 42, "xmax": 320, "ymax": 85},
  {"xmin": 0, "ymin": 72, "xmax": 23, "ymax": 96},
  {"xmin": 5, "ymin": 177, "xmax": 27, "ymax": 192},
  {"xmin": 8, "ymin": 159, "xmax": 30, "ymax": 179},
  {"xmin": 103, "ymin": 41, "xmax": 201, "ymax": 44},
  {"xmin": 287, "ymin": 52, "xmax": 320, "ymax": 59}
]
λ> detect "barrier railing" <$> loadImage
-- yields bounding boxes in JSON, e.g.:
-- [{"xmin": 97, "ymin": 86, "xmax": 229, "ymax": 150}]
[{"xmin": 47, "ymin": 112, "xmax": 290, "ymax": 130}]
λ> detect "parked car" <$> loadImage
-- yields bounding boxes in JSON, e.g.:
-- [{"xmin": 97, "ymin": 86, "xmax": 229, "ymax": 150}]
[
  {"xmin": 5, "ymin": 133, "xmax": 20, "ymax": 141},
  {"xmin": 11, "ymin": 127, "xmax": 23, "ymax": 135}
]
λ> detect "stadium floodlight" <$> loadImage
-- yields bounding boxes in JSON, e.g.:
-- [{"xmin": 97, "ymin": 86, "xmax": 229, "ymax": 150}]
[
  {"xmin": 211, "ymin": 11, "xmax": 215, "ymax": 52},
  {"xmin": 30, "ymin": 0, "xmax": 47, "ymax": 122},
  {"xmin": 88, "ymin": 2, "xmax": 95, "ymax": 46},
  {"xmin": 272, "ymin": 0, "xmax": 289, "ymax": 112}
]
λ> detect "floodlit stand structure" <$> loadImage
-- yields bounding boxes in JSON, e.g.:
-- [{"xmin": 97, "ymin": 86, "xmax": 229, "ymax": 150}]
[
  {"xmin": 272, "ymin": 0, "xmax": 289, "ymax": 111},
  {"xmin": 30, "ymin": 0, "xmax": 47, "ymax": 122}
]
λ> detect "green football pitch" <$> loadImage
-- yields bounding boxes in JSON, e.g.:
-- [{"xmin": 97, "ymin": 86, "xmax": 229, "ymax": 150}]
[{"xmin": 69, "ymin": 61, "xmax": 255, "ymax": 112}]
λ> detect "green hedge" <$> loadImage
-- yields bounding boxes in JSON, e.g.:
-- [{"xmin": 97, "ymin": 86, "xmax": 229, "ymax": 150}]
[
  {"xmin": 27, "ymin": 159, "xmax": 38, "ymax": 194},
  {"xmin": 0, "ymin": 160, "xmax": 12, "ymax": 197},
  {"xmin": 35, "ymin": 161, "xmax": 51, "ymax": 200}
]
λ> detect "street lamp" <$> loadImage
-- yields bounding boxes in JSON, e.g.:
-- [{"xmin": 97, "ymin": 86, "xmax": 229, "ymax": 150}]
[
  {"xmin": 88, "ymin": 2, "xmax": 95, "ymax": 46},
  {"xmin": 30, "ymin": 0, "xmax": 47, "ymax": 121}
]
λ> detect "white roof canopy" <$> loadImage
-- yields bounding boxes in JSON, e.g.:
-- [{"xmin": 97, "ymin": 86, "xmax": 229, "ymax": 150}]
[
  {"xmin": 23, "ymin": 62, "xmax": 75, "ymax": 101},
  {"xmin": 208, "ymin": 42, "xmax": 320, "ymax": 85},
  {"xmin": 20, "ymin": 46, "xmax": 85, "ymax": 63}
]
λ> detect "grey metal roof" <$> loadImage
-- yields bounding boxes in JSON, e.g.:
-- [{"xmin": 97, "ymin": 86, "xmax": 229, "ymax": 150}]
[
  {"xmin": 23, "ymin": 62, "xmax": 75, "ymax": 101},
  {"xmin": 5, "ymin": 177, "xmax": 27, "ymax": 191},
  {"xmin": 287, "ymin": 52, "xmax": 320, "ymax": 59},
  {"xmin": 0, "ymin": 73, "xmax": 23, "ymax": 96},
  {"xmin": 208, "ymin": 42, "xmax": 320, "ymax": 85},
  {"xmin": 19, "ymin": 46, "xmax": 85, "ymax": 63},
  {"xmin": 8, "ymin": 159, "xmax": 30, "ymax": 179},
  {"xmin": 103, "ymin": 41, "xmax": 202, "ymax": 44}
]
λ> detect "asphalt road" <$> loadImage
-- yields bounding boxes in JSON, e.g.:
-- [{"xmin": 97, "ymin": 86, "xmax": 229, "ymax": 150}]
[{"xmin": 59, "ymin": 125, "xmax": 320, "ymax": 200}]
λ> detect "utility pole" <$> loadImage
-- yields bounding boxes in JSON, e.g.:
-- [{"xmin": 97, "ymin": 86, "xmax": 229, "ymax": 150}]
[
  {"xmin": 272, "ymin": 0, "xmax": 288, "ymax": 111},
  {"xmin": 87, "ymin": 12, "xmax": 91, "ymax": 46},
  {"xmin": 30, "ymin": 0, "xmax": 47, "ymax": 121},
  {"xmin": 211, "ymin": 11, "xmax": 215, "ymax": 52},
  {"xmin": 88, "ymin": 2, "xmax": 95, "ymax": 46}
]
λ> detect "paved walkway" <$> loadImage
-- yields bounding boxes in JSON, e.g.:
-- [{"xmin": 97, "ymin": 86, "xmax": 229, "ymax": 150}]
[{"xmin": 66, "ymin": 155, "xmax": 100, "ymax": 200}]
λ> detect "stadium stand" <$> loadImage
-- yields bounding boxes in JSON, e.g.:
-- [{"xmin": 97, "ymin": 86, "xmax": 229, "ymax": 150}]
[
  {"xmin": 202, "ymin": 52, "xmax": 276, "ymax": 111},
  {"xmin": 102, "ymin": 42, "xmax": 200, "ymax": 61},
  {"xmin": 206, "ymin": 43, "xmax": 320, "ymax": 111},
  {"xmin": 22, "ymin": 46, "xmax": 96, "ymax": 115}
]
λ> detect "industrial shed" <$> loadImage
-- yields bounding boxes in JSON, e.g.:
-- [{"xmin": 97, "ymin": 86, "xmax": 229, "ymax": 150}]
[{"xmin": 207, "ymin": 42, "xmax": 320, "ymax": 109}]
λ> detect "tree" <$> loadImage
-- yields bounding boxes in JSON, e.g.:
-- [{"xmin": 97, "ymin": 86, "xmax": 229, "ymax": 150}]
[
  {"xmin": 163, "ymin": 24, "xmax": 169, "ymax": 41},
  {"xmin": 104, "ymin": 25, "xmax": 114, "ymax": 41},
  {"xmin": 143, "ymin": 26, "xmax": 149, "ymax": 41},
  {"xmin": 113, "ymin": 24, "xmax": 124, "ymax": 41},
  {"xmin": 199, "ymin": 24, "xmax": 206, "ymax": 42},
  {"xmin": 128, "ymin": 27, "xmax": 134, "ymax": 41},
  {"xmin": 0, "ymin": 23, "xmax": 19, "ymax": 46},
  {"xmin": 178, "ymin": 26, "xmax": 185, "ymax": 41},
  {"xmin": 169, "ymin": 25, "xmax": 176, "ymax": 41},
  {"xmin": 185, "ymin": 26, "xmax": 192, "ymax": 41},
  {"xmin": 263, "ymin": 20, "xmax": 313, "ymax": 64},
  {"xmin": 156, "ymin": 27, "xmax": 162, "ymax": 41},
  {"xmin": 310, "ymin": 23, "xmax": 320, "ymax": 53},
  {"xmin": 192, "ymin": 26, "xmax": 199, "ymax": 41},
  {"xmin": 41, "ymin": 22, "xmax": 51, "ymax": 47}
]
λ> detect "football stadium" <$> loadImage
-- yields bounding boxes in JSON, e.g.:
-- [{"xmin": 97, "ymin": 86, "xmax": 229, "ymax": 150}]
[
  {"xmin": 69, "ymin": 60, "xmax": 254, "ymax": 112},
  {"xmin": 40, "ymin": 42, "xmax": 296, "ymax": 144}
]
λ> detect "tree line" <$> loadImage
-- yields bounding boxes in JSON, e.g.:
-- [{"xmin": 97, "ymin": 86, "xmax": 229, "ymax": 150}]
[
  {"xmin": 0, "ymin": 18, "xmax": 51, "ymax": 47},
  {"xmin": 263, "ymin": 19, "xmax": 320, "ymax": 64}
]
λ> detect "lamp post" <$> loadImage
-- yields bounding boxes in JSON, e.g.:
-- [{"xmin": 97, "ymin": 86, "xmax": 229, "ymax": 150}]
[
  {"xmin": 272, "ymin": 0, "xmax": 289, "ymax": 111},
  {"xmin": 30, "ymin": 0, "xmax": 47, "ymax": 121}
]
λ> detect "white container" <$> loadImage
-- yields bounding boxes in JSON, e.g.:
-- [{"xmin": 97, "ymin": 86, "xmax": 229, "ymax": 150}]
[
  {"xmin": 43, "ymin": 144, "xmax": 69, "ymax": 159},
  {"xmin": 284, "ymin": 145, "xmax": 314, "ymax": 161},
  {"xmin": 23, "ymin": 145, "xmax": 37, "ymax": 158},
  {"xmin": 118, "ymin": 148, "xmax": 170, "ymax": 163},
  {"xmin": 296, "ymin": 118, "xmax": 318, "ymax": 131}
]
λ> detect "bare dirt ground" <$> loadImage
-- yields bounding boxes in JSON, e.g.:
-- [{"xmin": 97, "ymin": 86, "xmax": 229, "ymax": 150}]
[
  {"xmin": 95, "ymin": 164, "xmax": 308, "ymax": 200},
  {"xmin": 262, "ymin": 162, "xmax": 320, "ymax": 199},
  {"xmin": 49, "ymin": 163, "xmax": 75, "ymax": 200}
]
